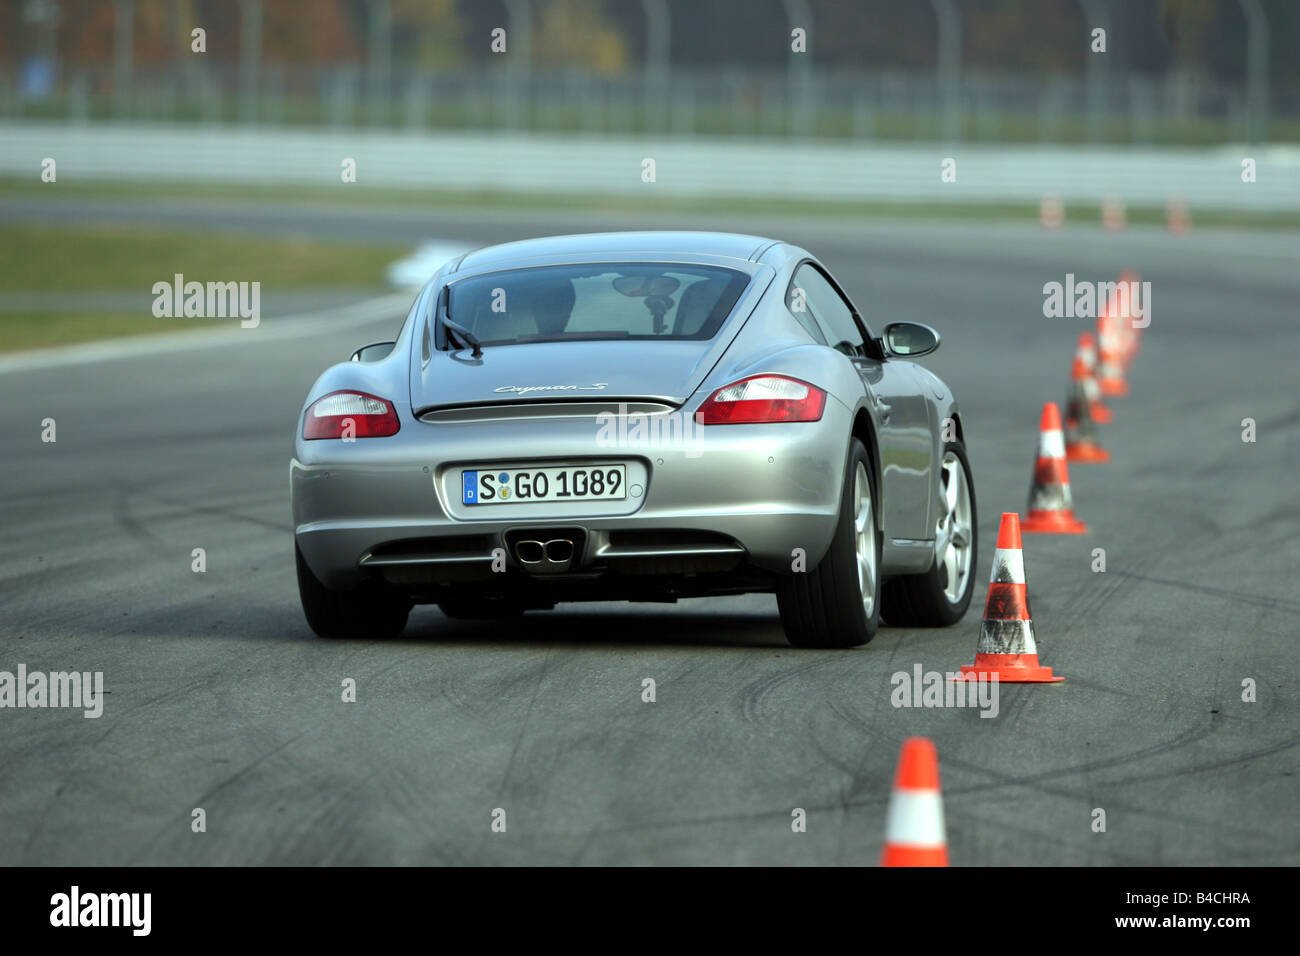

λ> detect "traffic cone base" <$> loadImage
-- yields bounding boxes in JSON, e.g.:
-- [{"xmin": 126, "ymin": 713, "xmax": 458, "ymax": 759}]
[
  {"xmin": 960, "ymin": 658, "xmax": 1063, "ymax": 683},
  {"xmin": 1022, "ymin": 508, "xmax": 1088, "ymax": 534},
  {"xmin": 1090, "ymin": 403, "xmax": 1114, "ymax": 424},
  {"xmin": 1066, "ymin": 440, "xmax": 1111, "ymax": 463}
]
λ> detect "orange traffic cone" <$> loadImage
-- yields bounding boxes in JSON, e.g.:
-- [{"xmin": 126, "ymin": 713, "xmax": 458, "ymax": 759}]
[
  {"xmin": 880, "ymin": 737, "xmax": 948, "ymax": 867},
  {"xmin": 1022, "ymin": 403, "xmax": 1089, "ymax": 533},
  {"xmin": 1076, "ymin": 331, "xmax": 1113, "ymax": 423},
  {"xmin": 1096, "ymin": 306, "xmax": 1130, "ymax": 397},
  {"xmin": 1065, "ymin": 356, "xmax": 1111, "ymax": 463},
  {"xmin": 959, "ymin": 513, "xmax": 1064, "ymax": 683},
  {"xmin": 1115, "ymin": 268, "xmax": 1143, "ymax": 368}
]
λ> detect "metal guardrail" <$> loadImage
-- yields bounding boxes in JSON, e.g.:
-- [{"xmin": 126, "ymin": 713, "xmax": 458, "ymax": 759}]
[{"xmin": 2, "ymin": 122, "xmax": 1296, "ymax": 210}]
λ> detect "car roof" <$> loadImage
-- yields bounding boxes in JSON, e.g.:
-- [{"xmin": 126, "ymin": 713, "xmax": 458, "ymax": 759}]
[{"xmin": 451, "ymin": 231, "xmax": 784, "ymax": 275}]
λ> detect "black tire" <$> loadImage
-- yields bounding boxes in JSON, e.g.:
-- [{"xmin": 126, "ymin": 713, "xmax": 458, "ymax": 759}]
[
  {"xmin": 295, "ymin": 543, "xmax": 411, "ymax": 639},
  {"xmin": 777, "ymin": 437, "xmax": 881, "ymax": 648},
  {"xmin": 881, "ymin": 439, "xmax": 978, "ymax": 627}
]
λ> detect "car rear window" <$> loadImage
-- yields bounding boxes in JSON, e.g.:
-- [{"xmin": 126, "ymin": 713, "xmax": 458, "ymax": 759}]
[{"xmin": 446, "ymin": 263, "xmax": 750, "ymax": 345}]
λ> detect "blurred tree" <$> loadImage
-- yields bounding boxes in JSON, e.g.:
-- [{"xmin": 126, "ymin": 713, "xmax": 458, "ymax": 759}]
[
  {"xmin": 963, "ymin": 0, "xmax": 1088, "ymax": 74},
  {"xmin": 533, "ymin": 0, "xmax": 628, "ymax": 74},
  {"xmin": 59, "ymin": 0, "xmax": 117, "ymax": 65},
  {"xmin": 16, "ymin": 0, "xmax": 1297, "ymax": 90},
  {"xmin": 392, "ymin": 0, "xmax": 465, "ymax": 68},
  {"xmin": 132, "ymin": 0, "xmax": 176, "ymax": 65},
  {"xmin": 1161, "ymin": 0, "xmax": 1216, "ymax": 72},
  {"xmin": 262, "ymin": 0, "xmax": 358, "ymax": 63}
]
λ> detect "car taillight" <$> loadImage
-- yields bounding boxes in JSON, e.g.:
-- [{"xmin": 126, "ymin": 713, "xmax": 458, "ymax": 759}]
[
  {"xmin": 695, "ymin": 375, "xmax": 827, "ymax": 425},
  {"xmin": 302, "ymin": 391, "xmax": 401, "ymax": 439}
]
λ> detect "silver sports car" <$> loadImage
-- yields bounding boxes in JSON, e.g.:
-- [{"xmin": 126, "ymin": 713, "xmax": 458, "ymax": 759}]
[{"xmin": 292, "ymin": 231, "xmax": 977, "ymax": 648}]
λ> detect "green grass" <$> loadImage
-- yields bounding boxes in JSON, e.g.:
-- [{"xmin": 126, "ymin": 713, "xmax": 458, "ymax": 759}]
[
  {"xmin": 0, "ymin": 223, "xmax": 405, "ymax": 292},
  {"xmin": 0, "ymin": 312, "xmax": 212, "ymax": 353},
  {"xmin": 0, "ymin": 223, "xmax": 406, "ymax": 351},
  {"xmin": 5, "ymin": 177, "xmax": 1298, "ymax": 230}
]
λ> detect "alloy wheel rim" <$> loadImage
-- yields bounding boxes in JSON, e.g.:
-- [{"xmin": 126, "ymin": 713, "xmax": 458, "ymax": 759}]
[
  {"xmin": 853, "ymin": 462, "xmax": 877, "ymax": 618},
  {"xmin": 934, "ymin": 451, "xmax": 973, "ymax": 604}
]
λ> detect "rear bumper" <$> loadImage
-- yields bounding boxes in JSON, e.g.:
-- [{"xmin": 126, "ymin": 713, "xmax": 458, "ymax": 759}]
[{"xmin": 292, "ymin": 401, "xmax": 851, "ymax": 589}]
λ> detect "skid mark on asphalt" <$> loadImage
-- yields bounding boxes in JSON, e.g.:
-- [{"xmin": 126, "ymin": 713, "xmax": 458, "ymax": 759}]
[
  {"xmin": 819, "ymin": 697, "xmax": 897, "ymax": 864},
  {"xmin": 1046, "ymin": 569, "xmax": 1130, "ymax": 636},
  {"xmin": 1044, "ymin": 674, "xmax": 1143, "ymax": 699},
  {"xmin": 934, "ymin": 717, "xmax": 1300, "ymax": 812},
  {"xmin": 940, "ymin": 716, "xmax": 1219, "ymax": 798},
  {"xmin": 1032, "ymin": 544, "xmax": 1300, "ymax": 616},
  {"xmin": 17, "ymin": 783, "xmax": 65, "ymax": 864},
  {"xmin": 1104, "ymin": 570, "xmax": 1300, "ymax": 614},
  {"xmin": 127, "ymin": 728, "xmax": 309, "ymax": 865},
  {"xmin": 1100, "ymin": 730, "xmax": 1300, "ymax": 791},
  {"xmin": 937, "ymin": 751, "xmax": 1299, "ymax": 861},
  {"xmin": 482, "ymin": 650, "xmax": 554, "ymax": 852},
  {"xmin": 112, "ymin": 489, "xmax": 161, "ymax": 545},
  {"xmin": 149, "ymin": 490, "xmax": 293, "ymax": 535},
  {"xmin": 738, "ymin": 657, "xmax": 837, "ymax": 725}
]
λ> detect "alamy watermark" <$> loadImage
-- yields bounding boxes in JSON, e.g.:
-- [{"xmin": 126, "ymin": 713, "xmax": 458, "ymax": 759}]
[
  {"xmin": 891, "ymin": 664, "xmax": 999, "ymax": 718},
  {"xmin": 50, "ymin": 886, "xmax": 150, "ymax": 936},
  {"xmin": 596, "ymin": 402, "xmax": 704, "ymax": 459},
  {"xmin": 151, "ymin": 273, "xmax": 260, "ymax": 328},
  {"xmin": 1042, "ymin": 274, "xmax": 1150, "ymax": 328},
  {"xmin": 0, "ymin": 665, "xmax": 104, "ymax": 718}
]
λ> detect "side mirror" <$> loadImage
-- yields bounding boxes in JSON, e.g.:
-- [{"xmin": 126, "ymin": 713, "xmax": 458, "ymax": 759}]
[
  {"xmin": 882, "ymin": 322, "xmax": 940, "ymax": 358},
  {"xmin": 350, "ymin": 341, "xmax": 396, "ymax": 363}
]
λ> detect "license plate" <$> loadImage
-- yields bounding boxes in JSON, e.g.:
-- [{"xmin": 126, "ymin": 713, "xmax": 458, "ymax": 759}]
[{"xmin": 461, "ymin": 465, "xmax": 627, "ymax": 505}]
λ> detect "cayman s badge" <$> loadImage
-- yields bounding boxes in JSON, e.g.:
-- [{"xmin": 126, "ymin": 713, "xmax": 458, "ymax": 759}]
[{"xmin": 494, "ymin": 383, "xmax": 609, "ymax": 395}]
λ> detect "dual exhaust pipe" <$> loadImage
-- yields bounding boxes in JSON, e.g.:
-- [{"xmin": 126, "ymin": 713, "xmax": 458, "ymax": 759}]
[{"xmin": 514, "ymin": 537, "xmax": 575, "ymax": 573}]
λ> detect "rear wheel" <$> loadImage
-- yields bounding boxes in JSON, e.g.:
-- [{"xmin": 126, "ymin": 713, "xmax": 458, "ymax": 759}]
[
  {"xmin": 777, "ymin": 437, "xmax": 881, "ymax": 648},
  {"xmin": 881, "ymin": 440, "xmax": 977, "ymax": 627},
  {"xmin": 296, "ymin": 543, "xmax": 411, "ymax": 639}
]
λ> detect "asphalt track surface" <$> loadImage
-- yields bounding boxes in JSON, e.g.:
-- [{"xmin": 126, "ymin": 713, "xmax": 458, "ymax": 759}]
[{"xmin": 1, "ymin": 198, "xmax": 1297, "ymax": 865}]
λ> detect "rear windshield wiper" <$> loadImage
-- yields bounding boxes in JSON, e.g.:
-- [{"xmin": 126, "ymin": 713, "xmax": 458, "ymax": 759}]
[{"xmin": 437, "ymin": 286, "xmax": 483, "ymax": 358}]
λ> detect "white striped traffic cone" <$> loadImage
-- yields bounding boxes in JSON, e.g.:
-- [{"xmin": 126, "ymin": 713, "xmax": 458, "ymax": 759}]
[
  {"xmin": 1101, "ymin": 197, "xmax": 1127, "ymax": 232},
  {"xmin": 1096, "ymin": 303, "xmax": 1130, "ymax": 398},
  {"xmin": 880, "ymin": 737, "xmax": 949, "ymax": 866},
  {"xmin": 960, "ymin": 512, "xmax": 1064, "ymax": 683},
  {"xmin": 1076, "ymin": 331, "xmax": 1113, "ymax": 423},
  {"xmin": 1065, "ymin": 354, "xmax": 1111, "ymax": 463},
  {"xmin": 1021, "ymin": 403, "xmax": 1088, "ymax": 534}
]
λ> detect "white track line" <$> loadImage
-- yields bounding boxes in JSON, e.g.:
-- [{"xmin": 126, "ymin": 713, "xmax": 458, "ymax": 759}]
[{"xmin": 0, "ymin": 292, "xmax": 414, "ymax": 375}]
